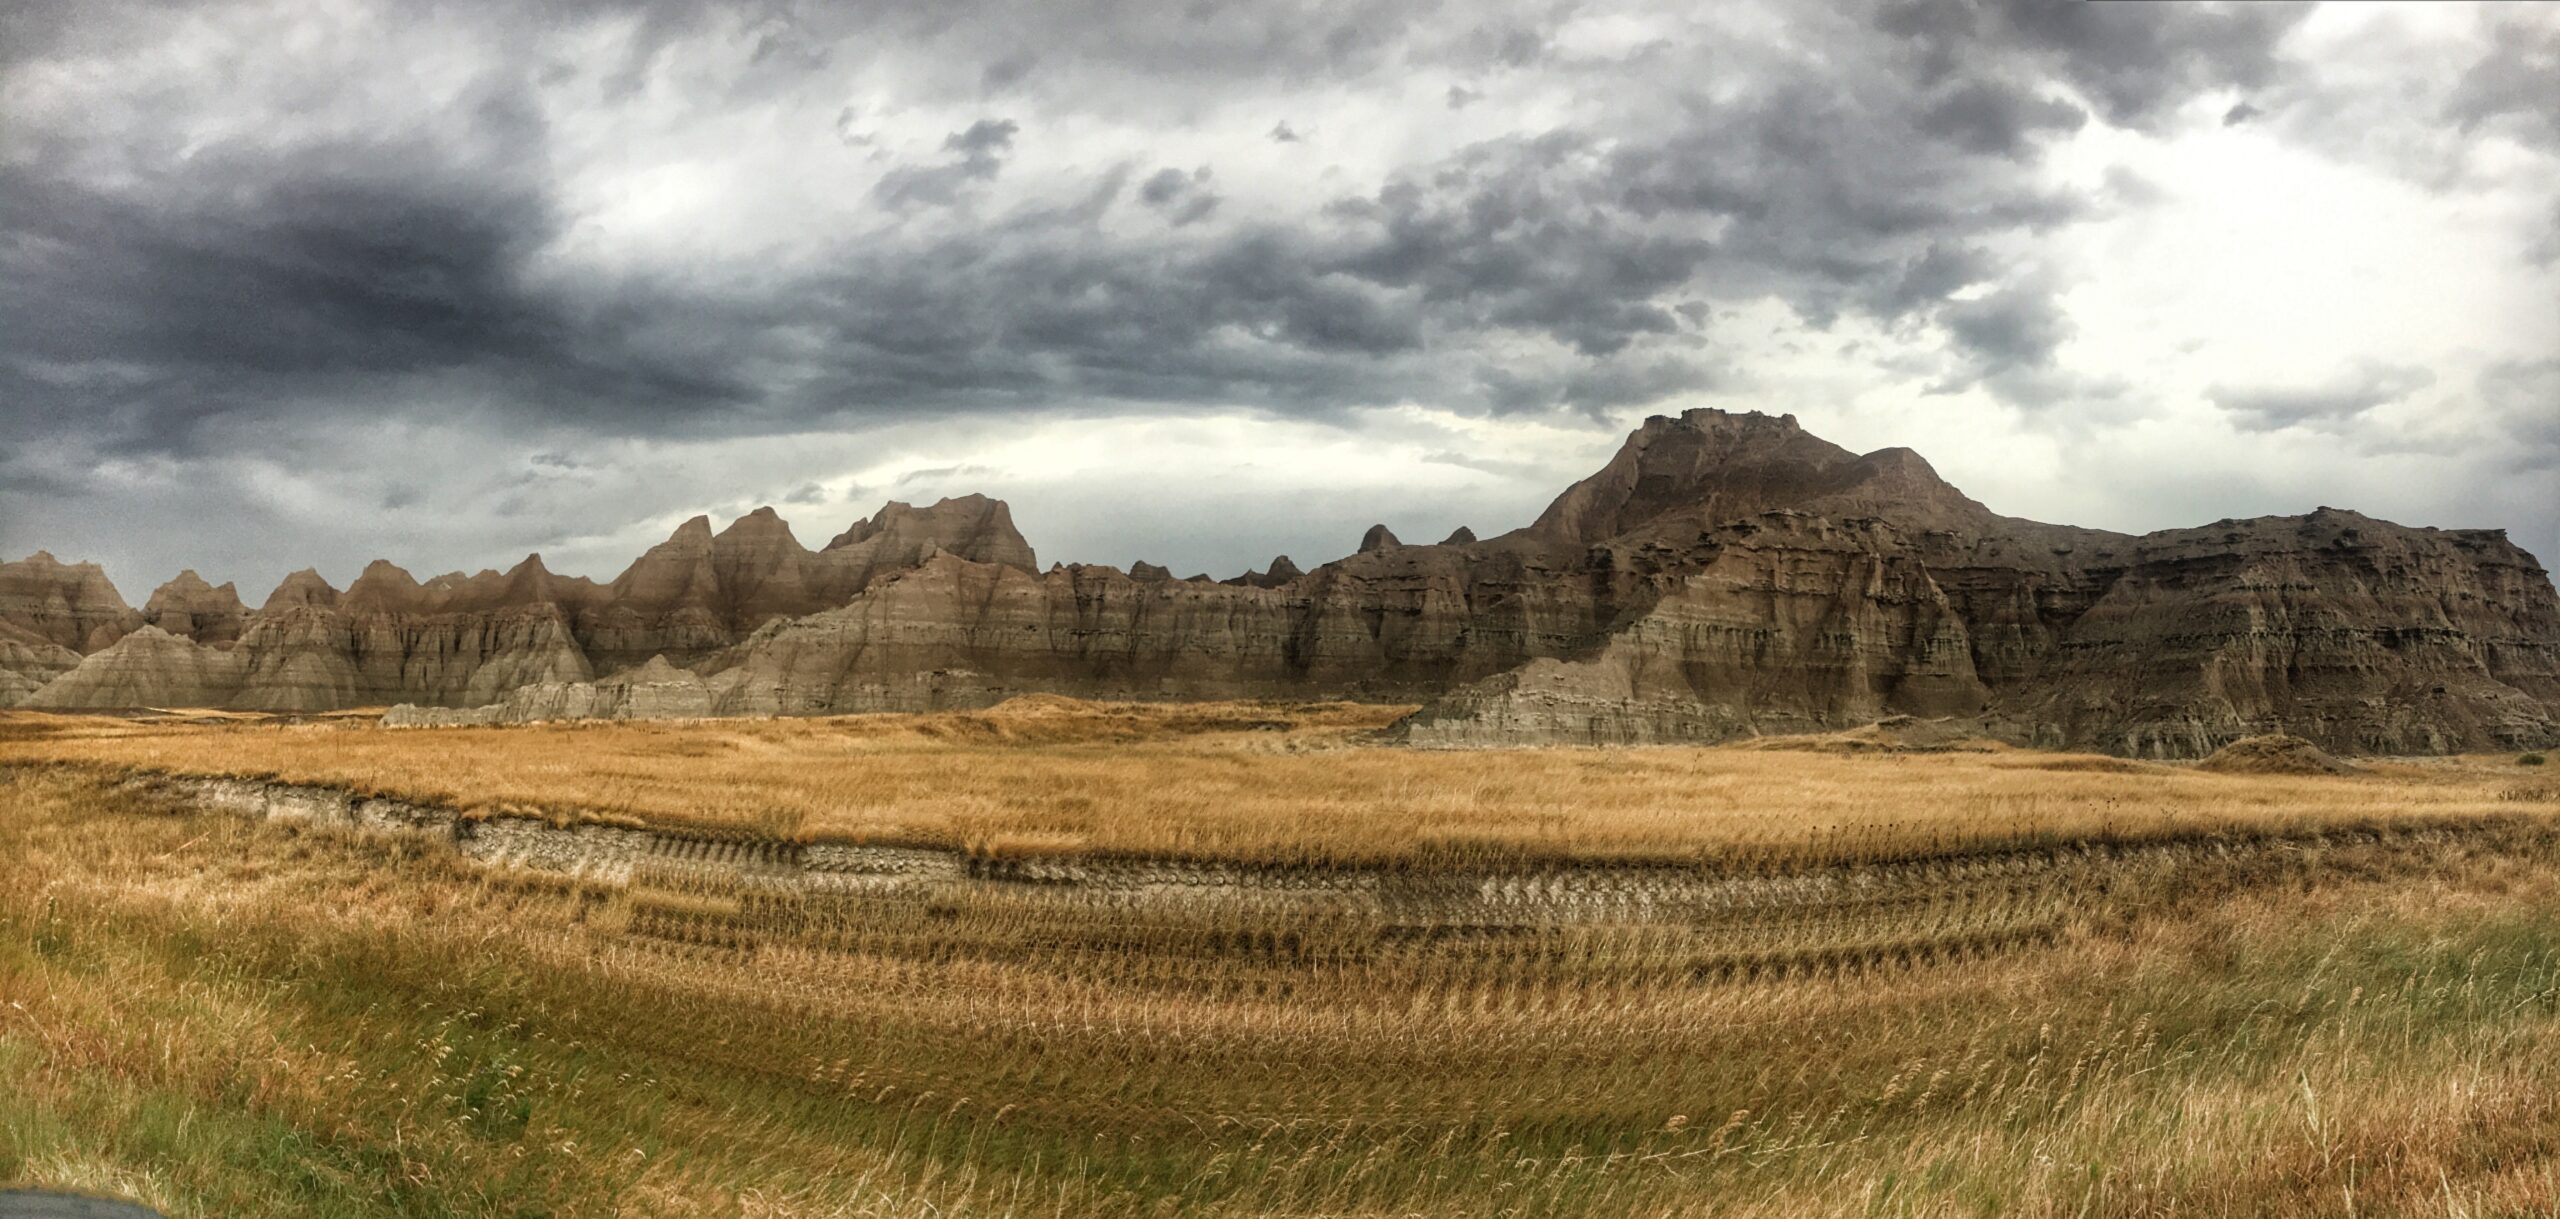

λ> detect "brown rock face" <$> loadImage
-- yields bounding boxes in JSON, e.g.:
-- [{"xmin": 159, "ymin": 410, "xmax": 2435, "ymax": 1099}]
[
  {"xmin": 1401, "ymin": 513, "xmax": 1987, "ymax": 746},
  {"xmin": 822, "ymin": 494, "xmax": 1038, "ymax": 573},
  {"xmin": 1992, "ymin": 509, "xmax": 2560, "ymax": 756},
  {"xmin": 586, "ymin": 497, "xmax": 1041, "ymax": 671},
  {"xmin": 12, "ymin": 496, "xmax": 1041, "ymax": 713},
  {"xmin": 0, "ymin": 621, "xmax": 83, "ymax": 707},
  {"xmin": 385, "ymin": 656, "xmax": 713, "ymax": 727},
  {"xmin": 0, "ymin": 551, "xmax": 140, "ymax": 652},
  {"xmin": 22, "ymin": 625, "xmax": 249, "ymax": 709},
  {"xmin": 143, "ymin": 570, "xmax": 248, "ymax": 645},
  {"xmin": 260, "ymin": 569, "xmax": 342, "ymax": 612},
  {"xmin": 8, "ymin": 409, "xmax": 2555, "ymax": 755}
]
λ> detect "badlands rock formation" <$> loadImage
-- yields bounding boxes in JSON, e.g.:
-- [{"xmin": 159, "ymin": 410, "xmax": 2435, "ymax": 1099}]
[
  {"xmin": 8, "ymin": 413, "xmax": 2557, "ymax": 756},
  {"xmin": 141, "ymin": 571, "xmax": 248, "ymax": 645}
]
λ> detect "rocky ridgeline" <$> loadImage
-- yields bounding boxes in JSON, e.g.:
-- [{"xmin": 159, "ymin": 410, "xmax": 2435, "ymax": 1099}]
[{"xmin": 7, "ymin": 412, "xmax": 2557, "ymax": 756}]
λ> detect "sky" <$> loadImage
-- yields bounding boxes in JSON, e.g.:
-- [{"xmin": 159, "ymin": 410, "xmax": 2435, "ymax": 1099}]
[{"xmin": 3, "ymin": 0, "xmax": 2555, "ymax": 600}]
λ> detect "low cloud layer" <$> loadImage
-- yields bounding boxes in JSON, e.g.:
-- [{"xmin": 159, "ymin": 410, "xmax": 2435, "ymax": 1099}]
[{"xmin": 2, "ymin": 0, "xmax": 2554, "ymax": 596}]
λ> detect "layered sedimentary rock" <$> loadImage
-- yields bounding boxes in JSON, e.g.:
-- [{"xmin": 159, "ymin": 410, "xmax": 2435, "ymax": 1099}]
[
  {"xmin": 8, "ymin": 410, "xmax": 2557, "ymax": 755},
  {"xmin": 384, "ymin": 656, "xmax": 714, "ymax": 727},
  {"xmin": 1401, "ymin": 513, "xmax": 1987, "ymax": 746},
  {"xmin": 1991, "ymin": 509, "xmax": 2560, "ymax": 756},
  {"xmin": 22, "ymin": 625, "xmax": 249, "ymax": 709},
  {"xmin": 17, "ymin": 496, "xmax": 1039, "ymax": 713},
  {"xmin": 583, "ymin": 496, "xmax": 1039, "ymax": 671},
  {"xmin": 142, "ymin": 571, "xmax": 248, "ymax": 645},
  {"xmin": 0, "ymin": 551, "xmax": 140, "ymax": 653},
  {"xmin": 0, "ymin": 622, "xmax": 83, "ymax": 707}
]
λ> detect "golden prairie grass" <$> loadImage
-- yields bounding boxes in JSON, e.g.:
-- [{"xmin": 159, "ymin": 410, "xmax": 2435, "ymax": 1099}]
[
  {"xmin": 5, "ymin": 765, "xmax": 2560, "ymax": 1217},
  {"xmin": 1, "ymin": 699, "xmax": 2549, "ymax": 867}
]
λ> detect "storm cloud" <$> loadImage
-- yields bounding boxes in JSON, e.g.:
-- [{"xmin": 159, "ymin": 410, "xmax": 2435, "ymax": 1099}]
[{"xmin": 1, "ymin": 0, "xmax": 2554, "ymax": 593}]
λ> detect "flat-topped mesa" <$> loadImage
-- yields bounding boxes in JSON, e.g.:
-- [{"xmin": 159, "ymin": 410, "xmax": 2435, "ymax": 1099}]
[
  {"xmin": 0, "ymin": 550, "xmax": 140, "ymax": 653},
  {"xmin": 1128, "ymin": 561, "xmax": 1174, "ymax": 582},
  {"xmin": 142, "ymin": 570, "xmax": 248, "ymax": 645}
]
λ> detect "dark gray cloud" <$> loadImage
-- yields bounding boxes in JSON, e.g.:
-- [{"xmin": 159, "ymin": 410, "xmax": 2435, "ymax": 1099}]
[
  {"xmin": 872, "ymin": 118, "xmax": 1020, "ymax": 208},
  {"xmin": 2447, "ymin": 13, "xmax": 2559, "ymax": 153},
  {"xmin": 1967, "ymin": 0, "xmax": 2311, "ymax": 128},
  {"xmin": 1942, "ymin": 282, "xmax": 2072, "ymax": 372},
  {"xmin": 1138, "ymin": 166, "xmax": 1222, "ymax": 226},
  {"xmin": 2212, "ymin": 363, "xmax": 2437, "ymax": 433},
  {"xmin": 2, "ymin": 0, "xmax": 2552, "ymax": 589},
  {"xmin": 0, "ymin": 0, "xmax": 2304, "ymax": 460}
]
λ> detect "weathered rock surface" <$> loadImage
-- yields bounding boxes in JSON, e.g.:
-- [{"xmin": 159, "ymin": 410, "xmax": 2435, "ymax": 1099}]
[
  {"xmin": 8, "ymin": 410, "xmax": 2556, "ymax": 755},
  {"xmin": 0, "ymin": 622, "xmax": 83, "ymax": 707},
  {"xmin": 385, "ymin": 656, "xmax": 714, "ymax": 726},
  {"xmin": 0, "ymin": 551, "xmax": 140, "ymax": 652},
  {"xmin": 22, "ymin": 625, "xmax": 248, "ymax": 709},
  {"xmin": 584, "ymin": 496, "xmax": 1038, "ymax": 671},
  {"xmin": 142, "ymin": 570, "xmax": 248, "ymax": 645},
  {"xmin": 18, "ymin": 496, "xmax": 1034, "ymax": 712},
  {"xmin": 1399, "ymin": 512, "xmax": 1987, "ymax": 746}
]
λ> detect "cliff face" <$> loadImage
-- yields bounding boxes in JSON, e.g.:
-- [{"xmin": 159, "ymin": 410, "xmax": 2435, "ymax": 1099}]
[
  {"xmin": 1395, "ymin": 415, "xmax": 2557, "ymax": 754},
  {"xmin": 11, "ymin": 412, "xmax": 2558, "ymax": 755},
  {"xmin": 142, "ymin": 571, "xmax": 248, "ymax": 645},
  {"xmin": 18, "ymin": 496, "xmax": 1038, "ymax": 712},
  {"xmin": 0, "ymin": 551, "xmax": 141, "ymax": 653},
  {"xmin": 0, "ymin": 622, "xmax": 83, "ymax": 707},
  {"xmin": 1992, "ymin": 509, "xmax": 2560, "ymax": 756}
]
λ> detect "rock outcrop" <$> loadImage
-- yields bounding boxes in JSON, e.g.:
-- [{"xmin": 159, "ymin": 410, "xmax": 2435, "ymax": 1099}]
[
  {"xmin": 0, "ymin": 622, "xmax": 83, "ymax": 707},
  {"xmin": 385, "ymin": 656, "xmax": 714, "ymax": 727},
  {"xmin": 7, "ymin": 410, "xmax": 2556, "ymax": 756},
  {"xmin": 142, "ymin": 571, "xmax": 248, "ymax": 645},
  {"xmin": 22, "ymin": 625, "xmax": 249, "ymax": 709},
  {"xmin": 0, "ymin": 551, "xmax": 140, "ymax": 653}
]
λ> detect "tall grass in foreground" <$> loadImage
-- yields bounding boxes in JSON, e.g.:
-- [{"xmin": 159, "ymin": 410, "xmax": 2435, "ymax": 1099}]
[{"xmin": 6, "ymin": 765, "xmax": 2560, "ymax": 1216}]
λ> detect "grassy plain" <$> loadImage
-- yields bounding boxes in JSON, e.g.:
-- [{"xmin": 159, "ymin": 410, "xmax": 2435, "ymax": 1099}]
[
  {"xmin": 0, "ymin": 699, "xmax": 2545, "ymax": 866},
  {"xmin": 4, "ymin": 703, "xmax": 2559, "ymax": 1216}
]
